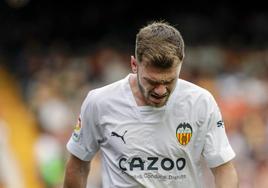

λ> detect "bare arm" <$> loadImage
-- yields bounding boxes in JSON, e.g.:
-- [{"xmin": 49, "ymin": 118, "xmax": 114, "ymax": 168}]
[
  {"xmin": 63, "ymin": 154, "xmax": 91, "ymax": 188},
  {"xmin": 211, "ymin": 161, "xmax": 238, "ymax": 188}
]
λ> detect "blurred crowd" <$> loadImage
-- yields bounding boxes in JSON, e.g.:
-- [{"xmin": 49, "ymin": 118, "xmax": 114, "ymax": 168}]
[
  {"xmin": 0, "ymin": 42, "xmax": 268, "ymax": 188},
  {"xmin": 1, "ymin": 1, "xmax": 268, "ymax": 188}
]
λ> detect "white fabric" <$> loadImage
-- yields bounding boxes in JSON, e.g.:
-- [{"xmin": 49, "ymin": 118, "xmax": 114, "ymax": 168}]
[{"xmin": 67, "ymin": 74, "xmax": 235, "ymax": 188}]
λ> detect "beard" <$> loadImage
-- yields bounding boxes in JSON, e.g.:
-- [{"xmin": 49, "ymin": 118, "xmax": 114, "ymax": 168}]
[{"xmin": 137, "ymin": 74, "xmax": 170, "ymax": 107}]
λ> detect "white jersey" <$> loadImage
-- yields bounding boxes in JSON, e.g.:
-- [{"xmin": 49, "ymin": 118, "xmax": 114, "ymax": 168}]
[{"xmin": 67, "ymin": 74, "xmax": 235, "ymax": 188}]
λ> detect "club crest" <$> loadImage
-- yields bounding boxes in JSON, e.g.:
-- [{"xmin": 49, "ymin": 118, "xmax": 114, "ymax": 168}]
[{"xmin": 176, "ymin": 122, "xmax": 193, "ymax": 146}]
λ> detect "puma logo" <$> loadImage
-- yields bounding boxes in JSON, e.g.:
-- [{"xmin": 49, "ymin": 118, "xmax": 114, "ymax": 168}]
[{"xmin": 111, "ymin": 130, "xmax": 127, "ymax": 144}]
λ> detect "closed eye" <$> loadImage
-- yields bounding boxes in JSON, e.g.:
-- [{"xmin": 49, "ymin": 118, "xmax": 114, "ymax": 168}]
[{"xmin": 144, "ymin": 77, "xmax": 175, "ymax": 85}]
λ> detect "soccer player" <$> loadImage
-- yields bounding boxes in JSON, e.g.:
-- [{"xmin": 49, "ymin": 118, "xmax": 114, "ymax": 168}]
[{"xmin": 63, "ymin": 21, "xmax": 238, "ymax": 188}]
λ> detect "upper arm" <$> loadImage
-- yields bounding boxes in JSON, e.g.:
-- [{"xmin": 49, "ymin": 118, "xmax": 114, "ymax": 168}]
[
  {"xmin": 63, "ymin": 154, "xmax": 91, "ymax": 188},
  {"xmin": 66, "ymin": 91, "xmax": 101, "ymax": 161},
  {"xmin": 65, "ymin": 154, "xmax": 91, "ymax": 179},
  {"xmin": 202, "ymin": 94, "xmax": 235, "ymax": 168},
  {"xmin": 211, "ymin": 161, "xmax": 239, "ymax": 188},
  {"xmin": 211, "ymin": 160, "xmax": 236, "ymax": 176},
  {"xmin": 67, "ymin": 154, "xmax": 91, "ymax": 172}
]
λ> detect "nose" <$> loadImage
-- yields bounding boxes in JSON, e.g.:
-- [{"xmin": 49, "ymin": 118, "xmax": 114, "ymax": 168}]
[{"xmin": 153, "ymin": 84, "xmax": 167, "ymax": 96}]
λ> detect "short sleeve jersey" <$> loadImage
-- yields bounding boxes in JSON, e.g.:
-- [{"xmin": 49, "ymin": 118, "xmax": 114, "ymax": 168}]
[{"xmin": 67, "ymin": 74, "xmax": 235, "ymax": 188}]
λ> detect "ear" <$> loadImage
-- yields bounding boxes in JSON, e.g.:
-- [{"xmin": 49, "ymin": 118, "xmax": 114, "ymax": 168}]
[{"xmin": 130, "ymin": 56, "xmax": 138, "ymax": 73}]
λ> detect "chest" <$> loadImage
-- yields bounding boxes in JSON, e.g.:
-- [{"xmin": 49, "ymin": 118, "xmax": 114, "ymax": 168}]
[{"xmin": 100, "ymin": 109, "xmax": 206, "ymax": 159}]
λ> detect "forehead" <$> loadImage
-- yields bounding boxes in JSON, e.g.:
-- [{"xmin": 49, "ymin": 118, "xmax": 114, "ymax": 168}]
[{"xmin": 140, "ymin": 63, "xmax": 180, "ymax": 81}]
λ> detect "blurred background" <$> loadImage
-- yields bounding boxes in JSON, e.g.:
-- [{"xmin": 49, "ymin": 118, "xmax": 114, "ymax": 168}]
[{"xmin": 0, "ymin": 0, "xmax": 268, "ymax": 188}]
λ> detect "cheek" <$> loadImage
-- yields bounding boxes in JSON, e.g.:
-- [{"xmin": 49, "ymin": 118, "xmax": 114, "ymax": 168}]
[
  {"xmin": 139, "ymin": 79, "xmax": 151, "ymax": 92},
  {"xmin": 143, "ymin": 85, "xmax": 153, "ymax": 95},
  {"xmin": 138, "ymin": 79, "xmax": 150, "ymax": 95},
  {"xmin": 169, "ymin": 82, "xmax": 177, "ymax": 92}
]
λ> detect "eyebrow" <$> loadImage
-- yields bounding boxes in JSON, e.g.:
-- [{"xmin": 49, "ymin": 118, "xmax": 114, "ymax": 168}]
[{"xmin": 144, "ymin": 77, "xmax": 175, "ymax": 84}]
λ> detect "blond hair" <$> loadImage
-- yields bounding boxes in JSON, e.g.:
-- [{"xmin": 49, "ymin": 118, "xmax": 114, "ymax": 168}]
[{"xmin": 135, "ymin": 21, "xmax": 185, "ymax": 68}]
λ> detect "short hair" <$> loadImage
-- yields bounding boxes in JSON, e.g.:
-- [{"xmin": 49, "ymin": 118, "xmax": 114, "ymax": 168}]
[{"xmin": 135, "ymin": 21, "xmax": 185, "ymax": 68}]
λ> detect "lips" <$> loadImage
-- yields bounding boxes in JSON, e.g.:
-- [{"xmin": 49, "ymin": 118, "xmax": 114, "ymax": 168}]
[
  {"xmin": 150, "ymin": 93, "xmax": 168, "ymax": 104},
  {"xmin": 150, "ymin": 93, "xmax": 168, "ymax": 99}
]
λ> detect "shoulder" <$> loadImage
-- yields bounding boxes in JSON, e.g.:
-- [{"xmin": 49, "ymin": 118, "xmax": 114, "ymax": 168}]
[
  {"xmin": 176, "ymin": 79, "xmax": 214, "ymax": 101},
  {"xmin": 172, "ymin": 79, "xmax": 218, "ymax": 119},
  {"xmin": 82, "ymin": 77, "xmax": 128, "ymax": 109},
  {"xmin": 169, "ymin": 79, "xmax": 221, "ymax": 128}
]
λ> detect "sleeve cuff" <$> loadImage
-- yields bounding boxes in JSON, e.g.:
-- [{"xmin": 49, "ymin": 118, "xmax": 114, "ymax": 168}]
[
  {"xmin": 205, "ymin": 146, "xmax": 236, "ymax": 168},
  {"xmin": 66, "ymin": 140, "xmax": 95, "ymax": 161}
]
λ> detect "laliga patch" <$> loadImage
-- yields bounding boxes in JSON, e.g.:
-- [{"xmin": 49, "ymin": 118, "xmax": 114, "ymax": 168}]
[
  {"xmin": 72, "ymin": 117, "xmax": 81, "ymax": 142},
  {"xmin": 176, "ymin": 122, "xmax": 193, "ymax": 146}
]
